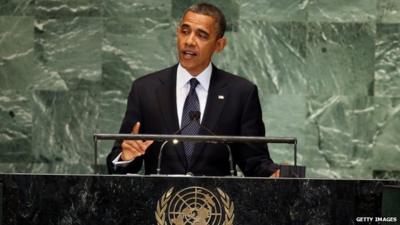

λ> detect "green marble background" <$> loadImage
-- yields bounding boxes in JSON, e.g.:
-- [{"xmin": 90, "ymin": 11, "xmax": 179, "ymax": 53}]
[{"xmin": 0, "ymin": 0, "xmax": 399, "ymax": 178}]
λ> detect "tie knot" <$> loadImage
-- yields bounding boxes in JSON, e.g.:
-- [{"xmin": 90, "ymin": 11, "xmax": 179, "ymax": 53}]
[{"xmin": 189, "ymin": 78, "xmax": 199, "ymax": 90}]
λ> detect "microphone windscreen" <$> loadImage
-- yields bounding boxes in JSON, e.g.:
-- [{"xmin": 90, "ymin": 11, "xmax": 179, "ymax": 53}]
[{"xmin": 189, "ymin": 111, "xmax": 201, "ymax": 121}]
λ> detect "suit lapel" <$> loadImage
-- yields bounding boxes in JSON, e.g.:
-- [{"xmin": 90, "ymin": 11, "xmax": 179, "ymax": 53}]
[
  {"xmin": 189, "ymin": 65, "xmax": 228, "ymax": 169},
  {"xmin": 156, "ymin": 65, "xmax": 188, "ymax": 169}
]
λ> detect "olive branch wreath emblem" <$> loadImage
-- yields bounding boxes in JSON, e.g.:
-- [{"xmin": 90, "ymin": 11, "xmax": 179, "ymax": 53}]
[
  {"xmin": 155, "ymin": 187, "xmax": 174, "ymax": 225},
  {"xmin": 217, "ymin": 188, "xmax": 234, "ymax": 225},
  {"xmin": 155, "ymin": 187, "xmax": 234, "ymax": 225}
]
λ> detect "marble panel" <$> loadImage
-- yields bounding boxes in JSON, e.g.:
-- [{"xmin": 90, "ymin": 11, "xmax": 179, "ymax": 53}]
[
  {"xmin": 262, "ymin": 95, "xmax": 307, "ymax": 165},
  {"xmin": 102, "ymin": 16, "xmax": 176, "ymax": 94},
  {"xmin": 34, "ymin": 17, "xmax": 102, "ymax": 91},
  {"xmin": 0, "ymin": 0, "xmax": 399, "ymax": 178},
  {"xmin": 0, "ymin": 0, "xmax": 34, "ymax": 16},
  {"xmin": 304, "ymin": 96, "xmax": 358, "ymax": 178},
  {"xmin": 31, "ymin": 90, "xmax": 100, "ymax": 174},
  {"xmin": 233, "ymin": 20, "xmax": 308, "ymax": 95},
  {"xmin": 103, "ymin": 0, "xmax": 171, "ymax": 18},
  {"xmin": 302, "ymin": 118, "xmax": 335, "ymax": 178},
  {"xmin": 370, "ymin": 97, "xmax": 400, "ymax": 171},
  {"xmin": 374, "ymin": 23, "xmax": 400, "ymax": 97},
  {"xmin": 307, "ymin": 0, "xmax": 377, "ymax": 23},
  {"xmin": 171, "ymin": 0, "xmax": 239, "ymax": 32},
  {"xmin": 0, "ymin": 162, "xmax": 33, "ymax": 173},
  {"xmin": 35, "ymin": 0, "xmax": 102, "ymax": 18},
  {"xmin": 95, "ymin": 90, "xmax": 127, "ymax": 173},
  {"xmin": 378, "ymin": 0, "xmax": 400, "ymax": 23},
  {"xmin": 304, "ymin": 22, "xmax": 375, "ymax": 96},
  {"xmin": 0, "ymin": 16, "xmax": 41, "ymax": 92},
  {"xmin": 211, "ymin": 32, "xmax": 240, "ymax": 75},
  {"xmin": 0, "ymin": 90, "xmax": 33, "ymax": 169},
  {"xmin": 237, "ymin": 0, "xmax": 308, "ymax": 22},
  {"xmin": 304, "ymin": 95, "xmax": 400, "ymax": 178}
]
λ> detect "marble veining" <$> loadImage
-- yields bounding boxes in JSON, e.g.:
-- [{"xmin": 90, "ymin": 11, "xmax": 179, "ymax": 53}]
[{"xmin": 0, "ymin": 0, "xmax": 399, "ymax": 178}]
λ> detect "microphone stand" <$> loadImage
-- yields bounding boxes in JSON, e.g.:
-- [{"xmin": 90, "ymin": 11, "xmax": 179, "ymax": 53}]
[
  {"xmin": 156, "ymin": 112, "xmax": 201, "ymax": 175},
  {"xmin": 156, "ymin": 141, "xmax": 169, "ymax": 175},
  {"xmin": 225, "ymin": 144, "xmax": 235, "ymax": 176},
  {"xmin": 190, "ymin": 111, "xmax": 236, "ymax": 176}
]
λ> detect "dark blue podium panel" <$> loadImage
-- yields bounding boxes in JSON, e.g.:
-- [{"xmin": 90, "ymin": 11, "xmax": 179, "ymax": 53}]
[{"xmin": 0, "ymin": 174, "xmax": 399, "ymax": 225}]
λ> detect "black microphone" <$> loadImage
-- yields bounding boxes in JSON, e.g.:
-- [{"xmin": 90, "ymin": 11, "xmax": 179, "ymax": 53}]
[
  {"xmin": 156, "ymin": 111, "xmax": 200, "ymax": 175},
  {"xmin": 189, "ymin": 111, "xmax": 200, "ymax": 121},
  {"xmin": 189, "ymin": 111, "xmax": 235, "ymax": 176}
]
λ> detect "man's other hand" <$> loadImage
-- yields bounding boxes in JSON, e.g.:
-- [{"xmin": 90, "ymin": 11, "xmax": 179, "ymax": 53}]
[
  {"xmin": 121, "ymin": 122, "xmax": 154, "ymax": 161},
  {"xmin": 270, "ymin": 169, "xmax": 280, "ymax": 178}
]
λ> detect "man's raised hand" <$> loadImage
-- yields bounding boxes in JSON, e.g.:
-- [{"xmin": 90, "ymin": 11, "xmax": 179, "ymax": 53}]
[{"xmin": 120, "ymin": 122, "xmax": 154, "ymax": 161}]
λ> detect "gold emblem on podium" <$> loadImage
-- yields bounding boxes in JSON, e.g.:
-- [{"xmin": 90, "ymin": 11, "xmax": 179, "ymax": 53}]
[{"xmin": 155, "ymin": 186, "xmax": 234, "ymax": 225}]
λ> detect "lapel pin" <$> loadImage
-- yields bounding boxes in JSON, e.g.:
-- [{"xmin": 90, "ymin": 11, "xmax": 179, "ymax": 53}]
[{"xmin": 218, "ymin": 95, "xmax": 224, "ymax": 100}]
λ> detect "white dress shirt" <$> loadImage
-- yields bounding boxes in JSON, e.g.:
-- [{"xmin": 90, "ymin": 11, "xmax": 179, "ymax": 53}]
[
  {"xmin": 176, "ymin": 63, "xmax": 211, "ymax": 126},
  {"xmin": 112, "ymin": 63, "xmax": 213, "ymax": 166}
]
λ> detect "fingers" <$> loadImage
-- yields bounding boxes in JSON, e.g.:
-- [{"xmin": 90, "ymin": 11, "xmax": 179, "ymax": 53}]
[
  {"xmin": 122, "ymin": 140, "xmax": 145, "ymax": 154},
  {"xmin": 132, "ymin": 122, "xmax": 140, "ymax": 134},
  {"xmin": 121, "ymin": 140, "xmax": 143, "ymax": 161},
  {"xmin": 144, "ymin": 140, "xmax": 154, "ymax": 148},
  {"xmin": 270, "ymin": 169, "xmax": 280, "ymax": 178},
  {"xmin": 120, "ymin": 148, "xmax": 136, "ymax": 161},
  {"xmin": 120, "ymin": 121, "xmax": 154, "ymax": 161},
  {"xmin": 132, "ymin": 140, "xmax": 154, "ymax": 153},
  {"xmin": 130, "ymin": 121, "xmax": 154, "ymax": 151},
  {"xmin": 121, "ymin": 139, "xmax": 154, "ymax": 161},
  {"xmin": 127, "ymin": 140, "xmax": 146, "ymax": 154}
]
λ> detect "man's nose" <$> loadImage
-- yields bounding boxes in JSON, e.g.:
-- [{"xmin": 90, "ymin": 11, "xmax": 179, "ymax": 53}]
[{"xmin": 185, "ymin": 33, "xmax": 196, "ymax": 46}]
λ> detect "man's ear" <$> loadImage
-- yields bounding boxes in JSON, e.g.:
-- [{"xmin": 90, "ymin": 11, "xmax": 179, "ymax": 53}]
[{"xmin": 214, "ymin": 36, "xmax": 227, "ymax": 53}]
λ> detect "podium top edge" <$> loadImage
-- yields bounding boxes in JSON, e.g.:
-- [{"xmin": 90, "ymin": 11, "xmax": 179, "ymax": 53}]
[
  {"xmin": 0, "ymin": 173, "xmax": 399, "ymax": 183},
  {"xmin": 93, "ymin": 133, "xmax": 297, "ymax": 144}
]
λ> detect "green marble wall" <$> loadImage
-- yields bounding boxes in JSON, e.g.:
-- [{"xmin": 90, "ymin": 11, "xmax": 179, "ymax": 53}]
[{"xmin": 0, "ymin": 0, "xmax": 399, "ymax": 178}]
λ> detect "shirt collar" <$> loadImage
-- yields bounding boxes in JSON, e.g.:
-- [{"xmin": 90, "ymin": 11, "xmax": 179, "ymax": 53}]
[{"xmin": 177, "ymin": 63, "xmax": 212, "ymax": 91}]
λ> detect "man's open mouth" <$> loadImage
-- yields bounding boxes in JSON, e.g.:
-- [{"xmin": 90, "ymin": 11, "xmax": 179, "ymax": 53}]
[{"xmin": 182, "ymin": 50, "xmax": 197, "ymax": 58}]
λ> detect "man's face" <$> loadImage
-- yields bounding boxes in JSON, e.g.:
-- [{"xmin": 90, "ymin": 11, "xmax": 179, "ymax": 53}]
[{"xmin": 177, "ymin": 11, "xmax": 226, "ymax": 76}]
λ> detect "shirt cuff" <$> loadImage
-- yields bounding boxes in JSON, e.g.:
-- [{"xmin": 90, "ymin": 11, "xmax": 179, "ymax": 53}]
[{"xmin": 112, "ymin": 153, "xmax": 134, "ymax": 167}]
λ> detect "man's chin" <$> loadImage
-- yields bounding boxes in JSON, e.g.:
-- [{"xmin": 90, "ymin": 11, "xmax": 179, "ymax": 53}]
[
  {"xmin": 179, "ymin": 62, "xmax": 199, "ymax": 75},
  {"xmin": 179, "ymin": 61, "xmax": 194, "ymax": 70}
]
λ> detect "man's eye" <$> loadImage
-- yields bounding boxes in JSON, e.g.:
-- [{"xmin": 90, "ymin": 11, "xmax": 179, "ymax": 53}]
[
  {"xmin": 181, "ymin": 29, "xmax": 189, "ymax": 34},
  {"xmin": 198, "ymin": 33, "xmax": 208, "ymax": 39}
]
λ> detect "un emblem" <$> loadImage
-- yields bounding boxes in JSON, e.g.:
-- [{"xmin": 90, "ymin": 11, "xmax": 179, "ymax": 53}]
[{"xmin": 155, "ymin": 186, "xmax": 234, "ymax": 225}]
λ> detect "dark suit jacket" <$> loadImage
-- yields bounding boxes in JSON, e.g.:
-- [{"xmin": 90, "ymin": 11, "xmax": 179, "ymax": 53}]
[{"xmin": 106, "ymin": 64, "xmax": 278, "ymax": 177}]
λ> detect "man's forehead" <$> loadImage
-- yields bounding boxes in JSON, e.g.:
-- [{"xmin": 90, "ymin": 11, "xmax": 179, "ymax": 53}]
[{"xmin": 180, "ymin": 11, "xmax": 217, "ymax": 32}]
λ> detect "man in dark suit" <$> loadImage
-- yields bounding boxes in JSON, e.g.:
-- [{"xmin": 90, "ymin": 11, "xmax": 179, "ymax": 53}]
[{"xmin": 107, "ymin": 3, "xmax": 279, "ymax": 177}]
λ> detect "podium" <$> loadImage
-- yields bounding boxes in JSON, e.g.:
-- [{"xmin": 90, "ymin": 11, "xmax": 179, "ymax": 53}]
[{"xmin": 0, "ymin": 173, "xmax": 399, "ymax": 225}]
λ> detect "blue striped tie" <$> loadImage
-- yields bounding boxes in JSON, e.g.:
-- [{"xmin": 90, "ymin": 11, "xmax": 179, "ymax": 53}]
[{"xmin": 181, "ymin": 78, "xmax": 200, "ymax": 164}]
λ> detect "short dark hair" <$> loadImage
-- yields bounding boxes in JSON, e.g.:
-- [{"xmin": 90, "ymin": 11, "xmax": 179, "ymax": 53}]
[{"xmin": 183, "ymin": 3, "xmax": 227, "ymax": 38}]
